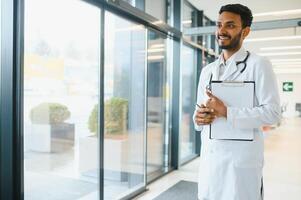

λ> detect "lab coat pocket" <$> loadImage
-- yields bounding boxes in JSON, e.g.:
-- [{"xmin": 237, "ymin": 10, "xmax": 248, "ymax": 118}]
[
  {"xmin": 233, "ymin": 148, "xmax": 263, "ymax": 199},
  {"xmin": 234, "ymin": 153, "xmax": 263, "ymax": 168},
  {"xmin": 233, "ymin": 164, "xmax": 262, "ymax": 200}
]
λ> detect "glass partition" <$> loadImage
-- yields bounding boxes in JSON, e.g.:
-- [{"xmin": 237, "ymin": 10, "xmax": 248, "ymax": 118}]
[
  {"xmin": 24, "ymin": 0, "xmax": 100, "ymax": 199},
  {"xmin": 121, "ymin": 0, "xmax": 167, "ymax": 22},
  {"xmin": 104, "ymin": 11, "xmax": 147, "ymax": 199},
  {"xmin": 147, "ymin": 30, "xmax": 171, "ymax": 182},
  {"xmin": 182, "ymin": 2, "xmax": 198, "ymax": 43},
  {"xmin": 203, "ymin": 16, "xmax": 216, "ymax": 52},
  {"xmin": 145, "ymin": 0, "xmax": 166, "ymax": 22},
  {"xmin": 179, "ymin": 44, "xmax": 198, "ymax": 163}
]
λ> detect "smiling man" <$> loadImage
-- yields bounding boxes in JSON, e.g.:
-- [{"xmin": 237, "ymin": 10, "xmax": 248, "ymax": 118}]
[{"xmin": 193, "ymin": 4, "xmax": 281, "ymax": 200}]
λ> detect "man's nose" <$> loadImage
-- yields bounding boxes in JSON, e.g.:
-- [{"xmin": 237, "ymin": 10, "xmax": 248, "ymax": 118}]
[{"xmin": 217, "ymin": 25, "xmax": 227, "ymax": 34}]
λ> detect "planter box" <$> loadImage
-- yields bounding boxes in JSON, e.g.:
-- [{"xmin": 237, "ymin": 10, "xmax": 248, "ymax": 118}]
[
  {"xmin": 78, "ymin": 136, "xmax": 129, "ymax": 181},
  {"xmin": 78, "ymin": 136, "xmax": 98, "ymax": 173},
  {"xmin": 27, "ymin": 122, "xmax": 75, "ymax": 153}
]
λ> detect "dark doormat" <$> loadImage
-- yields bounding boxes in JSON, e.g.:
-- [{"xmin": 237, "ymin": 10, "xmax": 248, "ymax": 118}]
[{"xmin": 153, "ymin": 180, "xmax": 198, "ymax": 200}]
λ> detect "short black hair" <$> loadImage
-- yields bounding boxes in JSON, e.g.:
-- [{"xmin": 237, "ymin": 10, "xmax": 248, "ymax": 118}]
[{"xmin": 219, "ymin": 4, "xmax": 253, "ymax": 28}]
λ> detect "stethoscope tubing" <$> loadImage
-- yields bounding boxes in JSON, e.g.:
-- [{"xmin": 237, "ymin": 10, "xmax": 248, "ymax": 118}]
[
  {"xmin": 236, "ymin": 51, "xmax": 250, "ymax": 73},
  {"xmin": 206, "ymin": 51, "xmax": 250, "ymax": 91}
]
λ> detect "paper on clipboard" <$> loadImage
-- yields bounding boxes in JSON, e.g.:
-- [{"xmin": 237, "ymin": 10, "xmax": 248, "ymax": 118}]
[{"xmin": 209, "ymin": 81, "xmax": 255, "ymax": 141}]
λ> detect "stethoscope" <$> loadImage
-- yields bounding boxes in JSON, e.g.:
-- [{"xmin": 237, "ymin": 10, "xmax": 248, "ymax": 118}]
[
  {"xmin": 206, "ymin": 51, "xmax": 250, "ymax": 91},
  {"xmin": 236, "ymin": 51, "xmax": 250, "ymax": 73}
]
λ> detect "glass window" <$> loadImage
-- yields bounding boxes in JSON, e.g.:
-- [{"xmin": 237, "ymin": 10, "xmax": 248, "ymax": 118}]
[
  {"xmin": 145, "ymin": 0, "xmax": 166, "ymax": 22},
  {"xmin": 182, "ymin": 3, "xmax": 196, "ymax": 41},
  {"xmin": 147, "ymin": 30, "xmax": 170, "ymax": 182},
  {"xmin": 182, "ymin": 2, "xmax": 198, "ymax": 43},
  {"xmin": 203, "ymin": 16, "xmax": 216, "ymax": 51},
  {"xmin": 180, "ymin": 45, "xmax": 198, "ymax": 163},
  {"xmin": 104, "ymin": 12, "xmax": 147, "ymax": 199},
  {"xmin": 24, "ymin": 0, "xmax": 100, "ymax": 199},
  {"xmin": 121, "ymin": 0, "xmax": 167, "ymax": 22}
]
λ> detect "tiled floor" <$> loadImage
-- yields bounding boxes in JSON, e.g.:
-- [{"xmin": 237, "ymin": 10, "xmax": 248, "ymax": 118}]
[
  {"xmin": 135, "ymin": 117, "xmax": 301, "ymax": 200},
  {"xmin": 264, "ymin": 117, "xmax": 301, "ymax": 200}
]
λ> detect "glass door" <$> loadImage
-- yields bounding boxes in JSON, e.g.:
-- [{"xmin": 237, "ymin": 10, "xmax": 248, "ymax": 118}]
[
  {"xmin": 23, "ymin": 1, "xmax": 172, "ymax": 199},
  {"xmin": 146, "ymin": 30, "xmax": 171, "ymax": 182},
  {"xmin": 103, "ymin": 11, "xmax": 147, "ymax": 199},
  {"xmin": 24, "ymin": 0, "xmax": 101, "ymax": 199},
  {"xmin": 179, "ymin": 44, "xmax": 198, "ymax": 164}
]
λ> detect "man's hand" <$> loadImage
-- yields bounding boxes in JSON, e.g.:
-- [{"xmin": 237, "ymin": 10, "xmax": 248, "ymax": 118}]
[
  {"xmin": 205, "ymin": 90, "xmax": 227, "ymax": 118},
  {"xmin": 194, "ymin": 104, "xmax": 216, "ymax": 125}
]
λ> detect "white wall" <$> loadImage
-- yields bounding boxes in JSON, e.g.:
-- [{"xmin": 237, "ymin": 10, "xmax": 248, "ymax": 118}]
[{"xmin": 276, "ymin": 73, "xmax": 301, "ymax": 117}]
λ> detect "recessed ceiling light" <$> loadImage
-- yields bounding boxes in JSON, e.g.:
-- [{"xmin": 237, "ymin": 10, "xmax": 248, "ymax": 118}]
[
  {"xmin": 150, "ymin": 44, "xmax": 165, "ymax": 49},
  {"xmin": 148, "ymin": 55, "xmax": 164, "ymax": 60},
  {"xmin": 271, "ymin": 58, "xmax": 301, "ymax": 62},
  {"xmin": 245, "ymin": 35, "xmax": 301, "ymax": 42},
  {"xmin": 273, "ymin": 65, "xmax": 301, "ymax": 68},
  {"xmin": 182, "ymin": 20, "xmax": 192, "ymax": 24},
  {"xmin": 259, "ymin": 52, "xmax": 301, "ymax": 56},
  {"xmin": 273, "ymin": 68, "xmax": 301, "ymax": 74},
  {"xmin": 261, "ymin": 46, "xmax": 301, "ymax": 51},
  {"xmin": 253, "ymin": 9, "xmax": 301, "ymax": 17},
  {"xmin": 272, "ymin": 63, "xmax": 301, "ymax": 66},
  {"xmin": 147, "ymin": 48, "xmax": 165, "ymax": 53}
]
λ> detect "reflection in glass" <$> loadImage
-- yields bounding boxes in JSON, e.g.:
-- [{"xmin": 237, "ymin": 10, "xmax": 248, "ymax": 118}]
[
  {"xmin": 121, "ymin": 0, "xmax": 167, "ymax": 22},
  {"xmin": 147, "ymin": 30, "xmax": 170, "ymax": 182},
  {"xmin": 24, "ymin": 0, "xmax": 100, "ymax": 199},
  {"xmin": 104, "ymin": 12, "xmax": 146, "ymax": 199},
  {"xmin": 145, "ymin": 0, "xmax": 166, "ymax": 22},
  {"xmin": 180, "ymin": 45, "xmax": 197, "ymax": 163},
  {"xmin": 203, "ymin": 16, "xmax": 216, "ymax": 52},
  {"xmin": 182, "ymin": 3, "xmax": 197, "ymax": 43}
]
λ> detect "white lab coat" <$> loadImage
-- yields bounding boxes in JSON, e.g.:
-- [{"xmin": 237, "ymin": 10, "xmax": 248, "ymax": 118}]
[{"xmin": 193, "ymin": 47, "xmax": 281, "ymax": 200}]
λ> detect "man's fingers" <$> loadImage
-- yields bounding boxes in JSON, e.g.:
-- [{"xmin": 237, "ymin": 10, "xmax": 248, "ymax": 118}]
[
  {"xmin": 196, "ymin": 113, "xmax": 215, "ymax": 119},
  {"xmin": 206, "ymin": 90, "xmax": 214, "ymax": 98},
  {"xmin": 197, "ymin": 107, "xmax": 214, "ymax": 113},
  {"xmin": 195, "ymin": 112, "xmax": 216, "ymax": 125},
  {"xmin": 195, "ymin": 118, "xmax": 214, "ymax": 125},
  {"xmin": 205, "ymin": 100, "xmax": 210, "ymax": 108}
]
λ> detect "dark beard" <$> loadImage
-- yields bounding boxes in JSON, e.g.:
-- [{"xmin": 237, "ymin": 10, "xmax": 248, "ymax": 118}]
[{"xmin": 217, "ymin": 30, "xmax": 242, "ymax": 50}]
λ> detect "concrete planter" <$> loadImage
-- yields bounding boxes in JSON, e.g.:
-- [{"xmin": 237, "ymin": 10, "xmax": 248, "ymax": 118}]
[
  {"xmin": 78, "ymin": 136, "xmax": 129, "ymax": 181},
  {"xmin": 27, "ymin": 122, "xmax": 75, "ymax": 153}
]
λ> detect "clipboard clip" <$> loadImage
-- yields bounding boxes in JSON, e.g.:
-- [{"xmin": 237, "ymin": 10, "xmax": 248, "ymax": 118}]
[{"xmin": 221, "ymin": 81, "xmax": 245, "ymax": 87}]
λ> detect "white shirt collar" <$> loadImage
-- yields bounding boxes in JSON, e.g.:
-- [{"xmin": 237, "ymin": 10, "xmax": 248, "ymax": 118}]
[{"xmin": 218, "ymin": 46, "xmax": 246, "ymax": 67}]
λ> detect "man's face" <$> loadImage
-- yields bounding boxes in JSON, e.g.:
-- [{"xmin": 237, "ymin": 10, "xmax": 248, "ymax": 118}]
[{"xmin": 215, "ymin": 11, "xmax": 247, "ymax": 50}]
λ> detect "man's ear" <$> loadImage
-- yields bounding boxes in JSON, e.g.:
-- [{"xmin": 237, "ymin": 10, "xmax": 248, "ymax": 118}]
[{"xmin": 242, "ymin": 27, "xmax": 250, "ymax": 39}]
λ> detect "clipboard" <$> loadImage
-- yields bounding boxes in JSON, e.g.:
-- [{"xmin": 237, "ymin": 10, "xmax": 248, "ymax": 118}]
[{"xmin": 209, "ymin": 81, "xmax": 255, "ymax": 141}]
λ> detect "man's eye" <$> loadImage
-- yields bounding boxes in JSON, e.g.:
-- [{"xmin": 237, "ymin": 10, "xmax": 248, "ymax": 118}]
[
  {"xmin": 216, "ymin": 24, "xmax": 222, "ymax": 28},
  {"xmin": 228, "ymin": 24, "xmax": 235, "ymax": 28}
]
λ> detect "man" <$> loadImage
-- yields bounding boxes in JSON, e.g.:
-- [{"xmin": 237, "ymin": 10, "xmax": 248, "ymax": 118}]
[{"xmin": 193, "ymin": 4, "xmax": 281, "ymax": 200}]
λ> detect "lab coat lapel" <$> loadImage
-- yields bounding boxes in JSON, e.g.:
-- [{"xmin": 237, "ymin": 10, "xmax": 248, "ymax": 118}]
[
  {"xmin": 220, "ymin": 61, "xmax": 238, "ymax": 81},
  {"xmin": 220, "ymin": 47, "xmax": 248, "ymax": 81},
  {"xmin": 212, "ymin": 60, "xmax": 220, "ymax": 80}
]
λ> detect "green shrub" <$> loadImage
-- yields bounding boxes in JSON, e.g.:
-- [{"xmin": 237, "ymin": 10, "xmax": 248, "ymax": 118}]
[
  {"xmin": 88, "ymin": 97, "xmax": 128, "ymax": 136},
  {"xmin": 88, "ymin": 104, "xmax": 98, "ymax": 134},
  {"xmin": 30, "ymin": 103, "xmax": 71, "ymax": 124}
]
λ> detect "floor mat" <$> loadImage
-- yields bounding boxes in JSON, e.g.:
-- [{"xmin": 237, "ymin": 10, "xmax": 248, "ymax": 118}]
[{"xmin": 153, "ymin": 180, "xmax": 198, "ymax": 200}]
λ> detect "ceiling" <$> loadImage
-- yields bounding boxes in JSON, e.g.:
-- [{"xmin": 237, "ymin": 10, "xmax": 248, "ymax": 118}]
[{"xmin": 188, "ymin": 0, "xmax": 301, "ymax": 74}]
